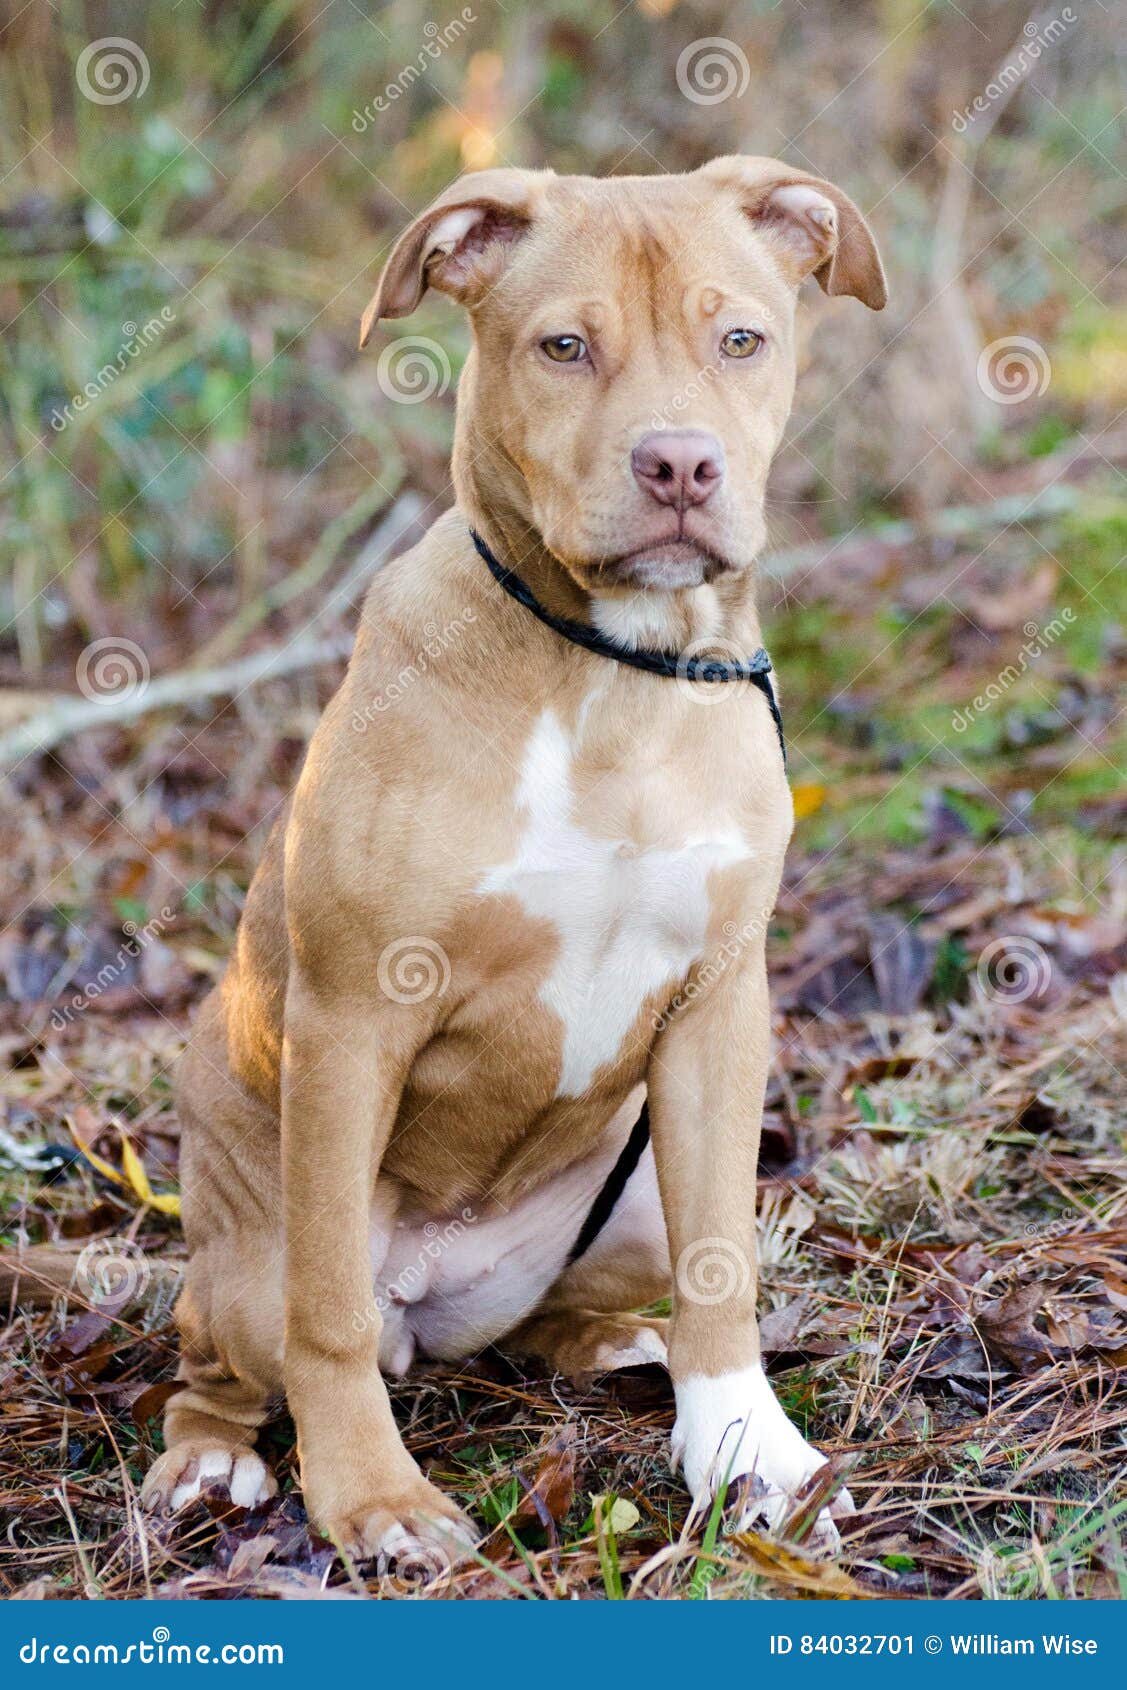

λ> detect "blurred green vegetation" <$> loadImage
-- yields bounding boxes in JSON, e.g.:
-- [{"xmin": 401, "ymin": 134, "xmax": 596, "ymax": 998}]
[{"xmin": 774, "ymin": 500, "xmax": 1127, "ymax": 850}]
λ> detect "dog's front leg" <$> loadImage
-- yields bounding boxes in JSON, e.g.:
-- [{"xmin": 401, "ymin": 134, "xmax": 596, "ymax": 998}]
[
  {"xmin": 281, "ymin": 970, "xmax": 475, "ymax": 1562},
  {"xmin": 647, "ymin": 945, "xmax": 853, "ymax": 1552}
]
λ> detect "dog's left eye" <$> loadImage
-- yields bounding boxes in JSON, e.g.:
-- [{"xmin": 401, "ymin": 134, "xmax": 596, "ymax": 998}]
[
  {"xmin": 541, "ymin": 335, "xmax": 587, "ymax": 363},
  {"xmin": 720, "ymin": 329, "xmax": 764, "ymax": 359}
]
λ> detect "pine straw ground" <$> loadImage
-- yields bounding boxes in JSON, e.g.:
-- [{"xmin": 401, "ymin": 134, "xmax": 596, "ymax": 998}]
[{"xmin": 2, "ymin": 503, "xmax": 1127, "ymax": 1601}]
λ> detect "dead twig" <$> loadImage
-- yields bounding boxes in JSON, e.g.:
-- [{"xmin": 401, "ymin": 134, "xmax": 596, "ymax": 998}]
[{"xmin": 0, "ymin": 493, "xmax": 425, "ymax": 769}]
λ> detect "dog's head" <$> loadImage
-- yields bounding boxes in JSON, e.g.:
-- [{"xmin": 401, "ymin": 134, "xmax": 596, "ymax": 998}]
[{"xmin": 362, "ymin": 158, "xmax": 885, "ymax": 594}]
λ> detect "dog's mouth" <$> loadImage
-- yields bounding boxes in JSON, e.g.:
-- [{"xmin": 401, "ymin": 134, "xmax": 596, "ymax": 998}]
[{"xmin": 591, "ymin": 538, "xmax": 734, "ymax": 591}]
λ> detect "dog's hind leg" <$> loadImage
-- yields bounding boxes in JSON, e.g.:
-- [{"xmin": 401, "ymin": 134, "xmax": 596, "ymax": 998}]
[
  {"xmin": 143, "ymin": 1032, "xmax": 286, "ymax": 1517},
  {"xmin": 142, "ymin": 1232, "xmax": 283, "ymax": 1514},
  {"xmin": 509, "ymin": 1307, "xmax": 669, "ymax": 1384},
  {"xmin": 507, "ymin": 1131, "xmax": 672, "ymax": 1384}
]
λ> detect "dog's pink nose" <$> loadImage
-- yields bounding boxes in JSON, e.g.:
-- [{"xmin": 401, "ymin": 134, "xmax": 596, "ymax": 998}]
[{"xmin": 630, "ymin": 430, "xmax": 725, "ymax": 508}]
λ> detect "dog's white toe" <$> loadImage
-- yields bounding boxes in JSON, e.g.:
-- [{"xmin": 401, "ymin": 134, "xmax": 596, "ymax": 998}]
[{"xmin": 166, "ymin": 1447, "xmax": 275, "ymax": 1513}]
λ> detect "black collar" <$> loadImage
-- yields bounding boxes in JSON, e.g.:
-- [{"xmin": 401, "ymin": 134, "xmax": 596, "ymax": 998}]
[{"xmin": 470, "ymin": 527, "xmax": 785, "ymax": 761}]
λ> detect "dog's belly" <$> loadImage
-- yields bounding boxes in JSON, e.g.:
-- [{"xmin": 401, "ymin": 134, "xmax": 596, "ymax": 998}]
[
  {"xmin": 476, "ymin": 709, "xmax": 750, "ymax": 1098},
  {"xmin": 370, "ymin": 1092, "xmax": 658, "ymax": 1372}
]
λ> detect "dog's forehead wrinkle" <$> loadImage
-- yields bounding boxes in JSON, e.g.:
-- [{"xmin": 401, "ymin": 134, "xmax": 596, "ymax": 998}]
[
  {"xmin": 528, "ymin": 298, "xmax": 611, "ymax": 338},
  {"xmin": 492, "ymin": 182, "xmax": 768, "ymax": 340},
  {"xmin": 519, "ymin": 192, "xmax": 709, "ymax": 294}
]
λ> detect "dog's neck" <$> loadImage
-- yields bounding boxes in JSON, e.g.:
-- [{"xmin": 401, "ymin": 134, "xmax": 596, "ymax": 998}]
[
  {"xmin": 457, "ymin": 463, "xmax": 764, "ymax": 661},
  {"xmin": 587, "ymin": 575, "xmax": 756, "ymax": 656}
]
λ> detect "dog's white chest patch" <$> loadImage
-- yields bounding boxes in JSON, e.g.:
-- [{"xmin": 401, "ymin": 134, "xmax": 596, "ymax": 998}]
[{"xmin": 478, "ymin": 710, "xmax": 749, "ymax": 1096}]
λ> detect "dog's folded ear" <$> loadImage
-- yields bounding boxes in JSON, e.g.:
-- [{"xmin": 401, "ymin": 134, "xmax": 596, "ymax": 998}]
[
  {"xmin": 360, "ymin": 168, "xmax": 549, "ymax": 348},
  {"xmin": 701, "ymin": 156, "xmax": 887, "ymax": 311}
]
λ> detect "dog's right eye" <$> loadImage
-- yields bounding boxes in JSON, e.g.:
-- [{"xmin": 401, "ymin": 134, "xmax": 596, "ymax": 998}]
[{"xmin": 540, "ymin": 335, "xmax": 587, "ymax": 363}]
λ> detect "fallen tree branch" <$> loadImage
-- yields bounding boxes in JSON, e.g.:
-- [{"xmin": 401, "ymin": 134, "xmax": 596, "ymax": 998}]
[
  {"xmin": 195, "ymin": 484, "xmax": 423, "ymax": 665},
  {"xmin": 0, "ymin": 630, "xmax": 354, "ymax": 768},
  {"xmin": 0, "ymin": 494, "xmax": 425, "ymax": 769},
  {"xmin": 762, "ymin": 480, "xmax": 1083, "ymax": 582},
  {"xmin": 0, "ymin": 1245, "xmax": 180, "ymax": 1311}
]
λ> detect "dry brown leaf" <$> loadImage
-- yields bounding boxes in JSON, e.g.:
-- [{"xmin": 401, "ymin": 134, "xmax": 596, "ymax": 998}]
[
  {"xmin": 130, "ymin": 1379, "xmax": 183, "ymax": 1430},
  {"xmin": 977, "ymin": 1282, "xmax": 1058, "ymax": 1369},
  {"xmin": 513, "ymin": 1423, "xmax": 579, "ymax": 1531},
  {"xmin": 759, "ymin": 1295, "xmax": 812, "ymax": 1354},
  {"xmin": 727, "ymin": 1531, "xmax": 873, "ymax": 1598}
]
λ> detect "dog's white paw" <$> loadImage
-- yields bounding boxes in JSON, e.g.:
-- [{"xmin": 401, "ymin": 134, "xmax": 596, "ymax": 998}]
[
  {"xmin": 143, "ymin": 1444, "xmax": 277, "ymax": 1514},
  {"xmin": 671, "ymin": 1363, "xmax": 851, "ymax": 1554}
]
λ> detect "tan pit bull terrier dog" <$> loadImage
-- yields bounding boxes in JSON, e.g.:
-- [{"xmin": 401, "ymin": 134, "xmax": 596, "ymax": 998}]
[{"xmin": 142, "ymin": 156, "xmax": 886, "ymax": 1563}]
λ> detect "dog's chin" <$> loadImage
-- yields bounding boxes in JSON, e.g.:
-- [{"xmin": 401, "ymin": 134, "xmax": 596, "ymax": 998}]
[{"xmin": 596, "ymin": 541, "xmax": 732, "ymax": 592}]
